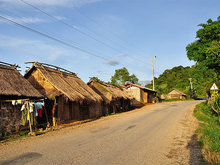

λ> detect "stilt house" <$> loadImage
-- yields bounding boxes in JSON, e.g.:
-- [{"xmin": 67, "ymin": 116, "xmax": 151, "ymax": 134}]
[
  {"xmin": 0, "ymin": 61, "xmax": 43, "ymax": 135},
  {"xmin": 88, "ymin": 78, "xmax": 132, "ymax": 115},
  {"xmin": 121, "ymin": 82, "xmax": 157, "ymax": 105},
  {"xmin": 24, "ymin": 62, "xmax": 103, "ymax": 124}
]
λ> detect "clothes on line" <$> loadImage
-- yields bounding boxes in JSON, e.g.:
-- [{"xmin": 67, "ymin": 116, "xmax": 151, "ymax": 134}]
[{"xmin": 20, "ymin": 101, "xmax": 44, "ymax": 126}]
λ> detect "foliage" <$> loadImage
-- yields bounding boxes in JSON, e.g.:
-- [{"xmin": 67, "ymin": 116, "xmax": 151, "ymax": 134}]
[
  {"xmin": 111, "ymin": 67, "xmax": 139, "ymax": 86},
  {"xmin": 146, "ymin": 64, "xmax": 218, "ymax": 97},
  {"xmin": 189, "ymin": 65, "xmax": 218, "ymax": 96},
  {"xmin": 90, "ymin": 76, "xmax": 102, "ymax": 82},
  {"xmin": 186, "ymin": 17, "xmax": 220, "ymax": 73},
  {"xmin": 186, "ymin": 17, "xmax": 220, "ymax": 96},
  {"xmin": 146, "ymin": 65, "xmax": 193, "ymax": 97},
  {"xmin": 210, "ymin": 92, "xmax": 220, "ymax": 112},
  {"xmin": 194, "ymin": 102, "xmax": 220, "ymax": 163}
]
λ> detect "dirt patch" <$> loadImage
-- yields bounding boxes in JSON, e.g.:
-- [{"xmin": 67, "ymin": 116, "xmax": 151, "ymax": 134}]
[{"xmin": 166, "ymin": 105, "xmax": 202, "ymax": 165}]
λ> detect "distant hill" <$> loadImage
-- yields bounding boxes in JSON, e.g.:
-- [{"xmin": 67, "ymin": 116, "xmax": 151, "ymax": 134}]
[
  {"xmin": 146, "ymin": 66, "xmax": 191, "ymax": 97},
  {"xmin": 146, "ymin": 65, "xmax": 218, "ymax": 98}
]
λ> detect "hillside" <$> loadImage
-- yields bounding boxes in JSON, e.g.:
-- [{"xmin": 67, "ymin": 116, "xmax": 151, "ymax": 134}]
[{"xmin": 146, "ymin": 65, "xmax": 218, "ymax": 98}]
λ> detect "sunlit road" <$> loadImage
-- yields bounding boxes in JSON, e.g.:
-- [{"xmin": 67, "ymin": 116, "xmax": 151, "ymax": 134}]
[{"xmin": 0, "ymin": 101, "xmax": 202, "ymax": 165}]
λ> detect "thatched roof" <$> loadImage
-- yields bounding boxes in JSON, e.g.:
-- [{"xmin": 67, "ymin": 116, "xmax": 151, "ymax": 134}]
[
  {"xmin": 25, "ymin": 62, "xmax": 102, "ymax": 103},
  {"xmin": 88, "ymin": 78, "xmax": 133, "ymax": 103},
  {"xmin": 169, "ymin": 88, "xmax": 187, "ymax": 96},
  {"xmin": 0, "ymin": 62, "xmax": 43, "ymax": 100}
]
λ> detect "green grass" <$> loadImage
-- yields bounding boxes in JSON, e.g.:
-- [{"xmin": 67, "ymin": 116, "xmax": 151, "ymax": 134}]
[
  {"xmin": 194, "ymin": 102, "xmax": 220, "ymax": 163},
  {"xmin": 162, "ymin": 98, "xmax": 193, "ymax": 102},
  {"xmin": 0, "ymin": 129, "xmax": 50, "ymax": 144},
  {"xmin": 0, "ymin": 130, "xmax": 32, "ymax": 144}
]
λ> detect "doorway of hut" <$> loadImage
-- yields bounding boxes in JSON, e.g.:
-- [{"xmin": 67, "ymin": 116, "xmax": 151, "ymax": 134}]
[
  {"xmin": 101, "ymin": 102, "xmax": 106, "ymax": 116},
  {"xmin": 79, "ymin": 104, "xmax": 89, "ymax": 120},
  {"xmin": 44, "ymin": 99, "xmax": 56, "ymax": 126}
]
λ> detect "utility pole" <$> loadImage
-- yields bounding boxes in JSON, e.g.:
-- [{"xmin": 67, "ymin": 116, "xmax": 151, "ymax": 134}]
[
  {"xmin": 152, "ymin": 57, "xmax": 155, "ymax": 91},
  {"xmin": 189, "ymin": 78, "xmax": 193, "ymax": 90}
]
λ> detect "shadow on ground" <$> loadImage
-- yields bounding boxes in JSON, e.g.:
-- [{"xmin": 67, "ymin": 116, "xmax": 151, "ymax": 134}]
[
  {"xmin": 187, "ymin": 134, "xmax": 203, "ymax": 165},
  {"xmin": 0, "ymin": 152, "xmax": 42, "ymax": 165}
]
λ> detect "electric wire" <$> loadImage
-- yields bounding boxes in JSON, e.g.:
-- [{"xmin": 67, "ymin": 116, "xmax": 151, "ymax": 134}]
[
  {"xmin": 19, "ymin": 0, "xmax": 156, "ymax": 68},
  {"xmin": 0, "ymin": 15, "xmax": 108, "ymax": 60}
]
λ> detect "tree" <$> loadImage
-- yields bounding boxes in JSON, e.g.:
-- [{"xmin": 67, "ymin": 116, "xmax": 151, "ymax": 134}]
[
  {"xmin": 111, "ymin": 67, "xmax": 139, "ymax": 85},
  {"xmin": 186, "ymin": 17, "xmax": 220, "ymax": 73},
  {"xmin": 145, "ymin": 65, "xmax": 192, "ymax": 97},
  {"xmin": 186, "ymin": 17, "xmax": 220, "ymax": 95}
]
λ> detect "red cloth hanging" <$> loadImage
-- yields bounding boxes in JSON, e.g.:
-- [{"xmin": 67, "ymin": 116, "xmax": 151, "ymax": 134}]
[{"xmin": 37, "ymin": 106, "xmax": 44, "ymax": 118}]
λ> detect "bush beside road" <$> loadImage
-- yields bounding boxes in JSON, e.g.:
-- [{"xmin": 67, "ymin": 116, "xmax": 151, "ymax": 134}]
[{"xmin": 194, "ymin": 101, "xmax": 220, "ymax": 164}]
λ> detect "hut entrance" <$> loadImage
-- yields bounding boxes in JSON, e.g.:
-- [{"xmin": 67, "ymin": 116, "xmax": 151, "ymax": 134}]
[
  {"xmin": 44, "ymin": 99, "xmax": 55, "ymax": 124},
  {"xmin": 79, "ymin": 105, "xmax": 89, "ymax": 120}
]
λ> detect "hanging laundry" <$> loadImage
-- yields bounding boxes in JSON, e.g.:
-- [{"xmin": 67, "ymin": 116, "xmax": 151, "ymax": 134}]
[
  {"xmin": 21, "ymin": 102, "xmax": 28, "ymax": 126},
  {"xmin": 29, "ymin": 103, "xmax": 34, "ymax": 113},
  {"xmin": 37, "ymin": 106, "xmax": 43, "ymax": 118},
  {"xmin": 33, "ymin": 106, "xmax": 38, "ymax": 117},
  {"xmin": 35, "ymin": 102, "xmax": 43, "ymax": 110},
  {"xmin": 21, "ymin": 104, "xmax": 26, "ymax": 111},
  {"xmin": 34, "ymin": 102, "xmax": 44, "ymax": 118},
  {"xmin": 12, "ymin": 100, "xmax": 16, "ymax": 105}
]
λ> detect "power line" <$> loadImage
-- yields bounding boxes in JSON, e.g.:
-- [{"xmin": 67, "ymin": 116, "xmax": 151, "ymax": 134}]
[
  {"xmin": 0, "ymin": 15, "xmax": 108, "ymax": 60},
  {"xmin": 0, "ymin": 8, "xmax": 82, "ymax": 48},
  {"xmin": 19, "ymin": 0, "xmax": 155, "ymax": 67},
  {"xmin": 0, "ymin": 7, "xmax": 163, "ymax": 79},
  {"xmin": 19, "ymin": 0, "xmax": 123, "ymax": 53}
]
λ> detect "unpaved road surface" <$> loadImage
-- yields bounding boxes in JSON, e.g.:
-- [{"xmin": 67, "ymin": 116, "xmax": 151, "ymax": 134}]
[{"xmin": 0, "ymin": 101, "xmax": 203, "ymax": 165}]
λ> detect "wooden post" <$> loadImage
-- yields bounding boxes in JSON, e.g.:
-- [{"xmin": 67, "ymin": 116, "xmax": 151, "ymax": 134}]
[
  {"xmin": 105, "ymin": 105, "xmax": 109, "ymax": 115},
  {"xmin": 113, "ymin": 104, "xmax": 116, "ymax": 114},
  {"xmin": 52, "ymin": 99, "xmax": 57, "ymax": 127},
  {"xmin": 43, "ymin": 100, "xmax": 50, "ymax": 128},
  {"xmin": 27, "ymin": 101, "xmax": 33, "ymax": 133}
]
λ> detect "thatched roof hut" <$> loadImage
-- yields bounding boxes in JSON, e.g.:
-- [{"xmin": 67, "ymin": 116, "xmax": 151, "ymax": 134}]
[
  {"xmin": 88, "ymin": 78, "xmax": 133, "ymax": 115},
  {"xmin": 0, "ymin": 62, "xmax": 43, "ymax": 100},
  {"xmin": 24, "ymin": 62, "xmax": 102, "ymax": 103},
  {"xmin": 88, "ymin": 78, "xmax": 132, "ymax": 104},
  {"xmin": 166, "ymin": 88, "xmax": 187, "ymax": 100},
  {"xmin": 24, "ymin": 62, "xmax": 103, "ymax": 123}
]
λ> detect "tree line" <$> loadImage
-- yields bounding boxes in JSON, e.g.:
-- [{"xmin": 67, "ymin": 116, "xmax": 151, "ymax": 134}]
[{"xmin": 100, "ymin": 17, "xmax": 220, "ymax": 98}]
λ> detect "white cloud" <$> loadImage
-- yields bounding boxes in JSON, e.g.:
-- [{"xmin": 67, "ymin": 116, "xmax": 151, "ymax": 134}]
[
  {"xmin": 0, "ymin": 35, "xmax": 71, "ymax": 62},
  {"xmin": 0, "ymin": 0, "xmax": 103, "ymax": 8},
  {"xmin": 105, "ymin": 59, "xmax": 119, "ymax": 66},
  {"xmin": 0, "ymin": 15, "xmax": 46, "ymax": 24},
  {"xmin": 117, "ymin": 53, "xmax": 127, "ymax": 57}
]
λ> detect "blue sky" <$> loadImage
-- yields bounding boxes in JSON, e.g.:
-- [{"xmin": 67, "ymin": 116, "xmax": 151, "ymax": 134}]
[{"xmin": 0, "ymin": 0, "xmax": 219, "ymax": 84}]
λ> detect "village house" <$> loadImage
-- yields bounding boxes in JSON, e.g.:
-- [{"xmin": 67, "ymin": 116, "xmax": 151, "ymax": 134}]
[
  {"xmin": 24, "ymin": 62, "xmax": 103, "ymax": 125},
  {"xmin": 121, "ymin": 82, "xmax": 157, "ymax": 105},
  {"xmin": 166, "ymin": 88, "xmax": 187, "ymax": 100},
  {"xmin": 0, "ymin": 61, "xmax": 43, "ymax": 136},
  {"xmin": 88, "ymin": 78, "xmax": 133, "ymax": 115}
]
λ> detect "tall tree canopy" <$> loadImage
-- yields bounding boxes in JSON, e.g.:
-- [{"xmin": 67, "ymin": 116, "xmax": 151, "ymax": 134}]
[
  {"xmin": 146, "ymin": 17, "xmax": 220, "ymax": 98},
  {"xmin": 111, "ymin": 67, "xmax": 139, "ymax": 86},
  {"xmin": 186, "ymin": 17, "xmax": 220, "ymax": 73},
  {"xmin": 186, "ymin": 17, "xmax": 220, "ymax": 95},
  {"xmin": 146, "ymin": 66, "xmax": 193, "ymax": 97}
]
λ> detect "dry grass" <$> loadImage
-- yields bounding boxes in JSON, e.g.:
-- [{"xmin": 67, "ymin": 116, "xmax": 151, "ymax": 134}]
[{"xmin": 0, "ymin": 64, "xmax": 42, "ymax": 99}]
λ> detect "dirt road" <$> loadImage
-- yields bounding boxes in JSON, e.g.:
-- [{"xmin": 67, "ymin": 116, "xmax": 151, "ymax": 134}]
[{"xmin": 0, "ymin": 101, "xmax": 202, "ymax": 165}]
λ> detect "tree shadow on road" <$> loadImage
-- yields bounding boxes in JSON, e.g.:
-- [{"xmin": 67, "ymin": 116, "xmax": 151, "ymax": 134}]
[{"xmin": 186, "ymin": 134, "xmax": 204, "ymax": 165}]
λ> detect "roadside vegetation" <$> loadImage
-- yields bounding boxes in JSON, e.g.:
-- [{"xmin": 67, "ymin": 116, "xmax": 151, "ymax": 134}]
[
  {"xmin": 162, "ymin": 98, "xmax": 193, "ymax": 102},
  {"xmin": 0, "ymin": 130, "xmax": 31, "ymax": 144},
  {"xmin": 146, "ymin": 17, "xmax": 220, "ymax": 99},
  {"xmin": 194, "ymin": 95, "xmax": 220, "ymax": 163}
]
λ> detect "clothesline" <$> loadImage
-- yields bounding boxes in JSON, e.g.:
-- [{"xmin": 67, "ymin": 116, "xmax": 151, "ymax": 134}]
[{"xmin": 0, "ymin": 98, "xmax": 44, "ymax": 102}]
